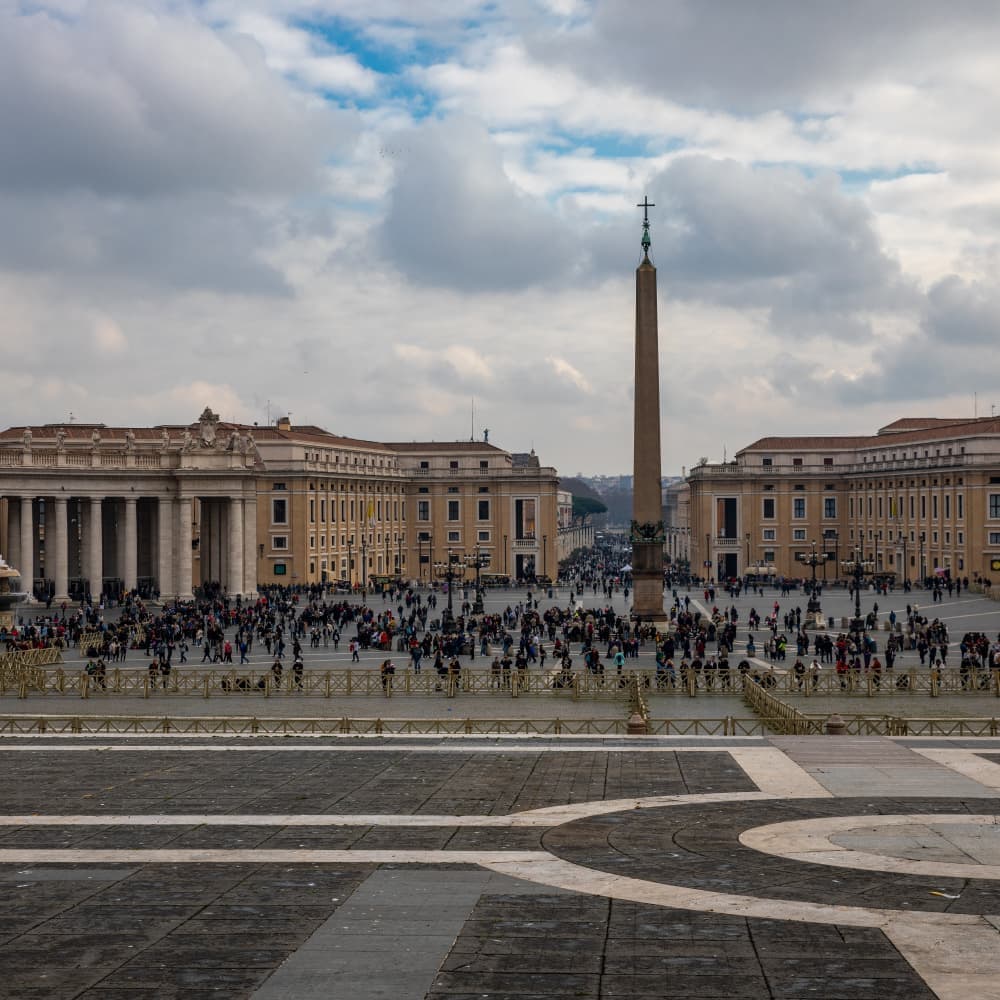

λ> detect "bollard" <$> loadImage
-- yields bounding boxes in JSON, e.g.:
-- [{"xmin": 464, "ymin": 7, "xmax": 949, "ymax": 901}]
[
  {"xmin": 825, "ymin": 713, "xmax": 847, "ymax": 735},
  {"xmin": 627, "ymin": 712, "xmax": 648, "ymax": 735}
]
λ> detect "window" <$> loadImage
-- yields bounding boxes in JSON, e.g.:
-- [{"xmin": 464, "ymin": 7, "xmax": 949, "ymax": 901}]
[
  {"xmin": 762, "ymin": 457, "xmax": 772, "ymax": 467},
  {"xmin": 478, "ymin": 499, "xmax": 490, "ymax": 520},
  {"xmin": 480, "ymin": 460, "xmax": 488, "ymax": 469},
  {"xmin": 793, "ymin": 458, "xmax": 803, "ymax": 467},
  {"xmin": 417, "ymin": 501, "xmax": 430, "ymax": 522},
  {"xmin": 477, "ymin": 530, "xmax": 490, "ymax": 542},
  {"xmin": 273, "ymin": 563, "xmax": 287, "ymax": 576},
  {"xmin": 991, "ymin": 495, "xmax": 1000, "ymax": 519},
  {"xmin": 762, "ymin": 498, "xmax": 776, "ymax": 519},
  {"xmin": 793, "ymin": 498, "xmax": 805, "ymax": 519},
  {"xmin": 449, "ymin": 460, "xmax": 459, "ymax": 469},
  {"xmin": 849, "ymin": 497, "xmax": 854, "ymax": 517},
  {"xmin": 272, "ymin": 535, "xmax": 288, "ymax": 550},
  {"xmin": 824, "ymin": 457, "xmax": 833, "ymax": 466},
  {"xmin": 478, "ymin": 486, "xmax": 489, "ymax": 493},
  {"xmin": 418, "ymin": 486, "xmax": 429, "ymax": 493},
  {"xmin": 824, "ymin": 498, "xmax": 836, "ymax": 518},
  {"xmin": 271, "ymin": 498, "xmax": 288, "ymax": 524},
  {"xmin": 447, "ymin": 530, "xmax": 460, "ymax": 542},
  {"xmin": 418, "ymin": 531, "xmax": 430, "ymax": 542},
  {"xmin": 958, "ymin": 494, "xmax": 964, "ymax": 518},
  {"xmin": 419, "ymin": 461, "xmax": 429, "ymax": 469},
  {"xmin": 763, "ymin": 550, "xmax": 775, "ymax": 562},
  {"xmin": 793, "ymin": 529, "xmax": 806, "ymax": 540},
  {"xmin": 989, "ymin": 532, "xmax": 1000, "ymax": 546},
  {"xmin": 957, "ymin": 531, "xmax": 964, "ymax": 544},
  {"xmin": 932, "ymin": 495, "xmax": 938, "ymax": 519},
  {"xmin": 272, "ymin": 482, "xmax": 286, "ymax": 491},
  {"xmin": 309, "ymin": 535, "xmax": 315, "ymax": 549},
  {"xmin": 320, "ymin": 499, "xmax": 326, "ymax": 522},
  {"xmin": 448, "ymin": 500, "xmax": 460, "ymax": 521},
  {"xmin": 447, "ymin": 486, "xmax": 459, "ymax": 493},
  {"xmin": 762, "ymin": 528, "xmax": 776, "ymax": 541},
  {"xmin": 309, "ymin": 498, "xmax": 315, "ymax": 523},
  {"xmin": 944, "ymin": 495, "xmax": 950, "ymax": 519}
]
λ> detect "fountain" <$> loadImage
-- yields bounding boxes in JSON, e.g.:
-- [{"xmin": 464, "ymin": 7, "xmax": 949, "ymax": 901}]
[{"xmin": 0, "ymin": 555, "xmax": 26, "ymax": 632}]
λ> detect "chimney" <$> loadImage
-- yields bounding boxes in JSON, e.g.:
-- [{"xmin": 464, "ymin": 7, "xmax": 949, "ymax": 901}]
[{"xmin": 276, "ymin": 416, "xmax": 292, "ymax": 431}]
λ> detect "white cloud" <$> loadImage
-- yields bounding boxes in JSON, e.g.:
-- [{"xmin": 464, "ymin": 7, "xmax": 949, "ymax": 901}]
[{"xmin": 92, "ymin": 316, "xmax": 127, "ymax": 355}]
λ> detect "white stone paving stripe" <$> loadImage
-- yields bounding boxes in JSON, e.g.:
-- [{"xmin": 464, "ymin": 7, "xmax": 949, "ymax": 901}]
[
  {"xmin": 477, "ymin": 855, "xmax": 985, "ymax": 928},
  {"xmin": 910, "ymin": 747, "xmax": 1000, "ymax": 791},
  {"xmin": 729, "ymin": 746, "xmax": 834, "ymax": 797},
  {"xmin": 885, "ymin": 918, "xmax": 1000, "ymax": 1000},
  {"xmin": 740, "ymin": 812, "xmax": 1000, "ymax": 880}
]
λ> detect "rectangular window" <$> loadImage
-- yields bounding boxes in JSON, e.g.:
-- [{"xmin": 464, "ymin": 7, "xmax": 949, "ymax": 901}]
[
  {"xmin": 991, "ymin": 495, "xmax": 1000, "ymax": 519},
  {"xmin": 909, "ymin": 495, "xmax": 914, "ymax": 518},
  {"xmin": 932, "ymin": 495, "xmax": 938, "ymax": 519},
  {"xmin": 273, "ymin": 563, "xmax": 287, "ymax": 576},
  {"xmin": 824, "ymin": 498, "xmax": 836, "ymax": 519},
  {"xmin": 272, "ymin": 535, "xmax": 288, "ymax": 550},
  {"xmin": 320, "ymin": 499, "xmax": 326, "ymax": 522},
  {"xmin": 417, "ymin": 501, "xmax": 430, "ymax": 522},
  {"xmin": 944, "ymin": 495, "xmax": 950, "ymax": 519},
  {"xmin": 920, "ymin": 495, "xmax": 926, "ymax": 518},
  {"xmin": 449, "ymin": 460, "xmax": 459, "ymax": 469},
  {"xmin": 309, "ymin": 498, "xmax": 315, "ymax": 523},
  {"xmin": 793, "ymin": 457, "xmax": 803, "ymax": 467},
  {"xmin": 989, "ymin": 532, "xmax": 1000, "ymax": 546},
  {"xmin": 480, "ymin": 460, "xmax": 488, "ymax": 469},
  {"xmin": 762, "ymin": 498, "xmax": 776, "ymax": 519},
  {"xmin": 763, "ymin": 550, "xmax": 775, "ymax": 562},
  {"xmin": 477, "ymin": 530, "xmax": 490, "ymax": 542},
  {"xmin": 271, "ymin": 498, "xmax": 288, "ymax": 525},
  {"xmin": 958, "ymin": 494, "xmax": 964, "ymax": 519},
  {"xmin": 447, "ymin": 530, "xmax": 460, "ymax": 543},
  {"xmin": 823, "ymin": 457, "xmax": 833, "ymax": 466},
  {"xmin": 867, "ymin": 497, "xmax": 872, "ymax": 517},
  {"xmin": 793, "ymin": 498, "xmax": 805, "ymax": 519},
  {"xmin": 478, "ymin": 499, "xmax": 490, "ymax": 520},
  {"xmin": 448, "ymin": 500, "xmax": 460, "ymax": 521},
  {"xmin": 849, "ymin": 497, "xmax": 854, "ymax": 518},
  {"xmin": 793, "ymin": 528, "xmax": 806, "ymax": 540},
  {"xmin": 877, "ymin": 497, "xmax": 883, "ymax": 518},
  {"xmin": 762, "ymin": 528, "xmax": 776, "ymax": 541}
]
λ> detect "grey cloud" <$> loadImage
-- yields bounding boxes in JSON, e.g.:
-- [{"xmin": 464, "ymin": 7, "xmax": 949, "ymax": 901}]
[
  {"xmin": 378, "ymin": 117, "xmax": 576, "ymax": 291},
  {"xmin": 0, "ymin": 191, "xmax": 290, "ymax": 295},
  {"xmin": 0, "ymin": 4, "xmax": 356, "ymax": 198},
  {"xmin": 586, "ymin": 156, "xmax": 912, "ymax": 340},
  {"xmin": 531, "ymin": 0, "xmax": 1000, "ymax": 112},
  {"xmin": 923, "ymin": 275, "xmax": 1000, "ymax": 346}
]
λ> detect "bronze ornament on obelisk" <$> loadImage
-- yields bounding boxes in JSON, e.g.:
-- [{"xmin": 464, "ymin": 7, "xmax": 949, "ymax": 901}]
[{"xmin": 630, "ymin": 197, "xmax": 666, "ymax": 623}]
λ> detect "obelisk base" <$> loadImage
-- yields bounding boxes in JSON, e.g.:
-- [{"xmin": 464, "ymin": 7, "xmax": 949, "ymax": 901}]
[{"xmin": 630, "ymin": 539, "xmax": 666, "ymax": 623}]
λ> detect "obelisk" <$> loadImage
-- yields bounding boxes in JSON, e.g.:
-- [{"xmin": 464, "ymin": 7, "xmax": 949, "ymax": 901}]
[{"xmin": 630, "ymin": 197, "xmax": 666, "ymax": 622}]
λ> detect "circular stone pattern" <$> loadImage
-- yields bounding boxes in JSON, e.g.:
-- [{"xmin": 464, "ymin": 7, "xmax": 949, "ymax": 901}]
[
  {"xmin": 540, "ymin": 797, "xmax": 1000, "ymax": 916},
  {"xmin": 740, "ymin": 813, "xmax": 1000, "ymax": 880}
]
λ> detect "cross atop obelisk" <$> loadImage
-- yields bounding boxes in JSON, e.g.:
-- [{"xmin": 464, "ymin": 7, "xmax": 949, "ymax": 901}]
[
  {"xmin": 630, "ymin": 195, "xmax": 666, "ymax": 623},
  {"xmin": 637, "ymin": 196, "xmax": 655, "ymax": 255}
]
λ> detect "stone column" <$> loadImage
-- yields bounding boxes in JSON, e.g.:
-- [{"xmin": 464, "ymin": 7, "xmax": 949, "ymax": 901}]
[
  {"xmin": 88, "ymin": 497, "xmax": 103, "ymax": 600},
  {"xmin": 52, "ymin": 496, "xmax": 70, "ymax": 603},
  {"xmin": 228, "ymin": 498, "xmax": 244, "ymax": 598},
  {"xmin": 6, "ymin": 497, "xmax": 20, "ymax": 569},
  {"xmin": 19, "ymin": 497, "xmax": 34, "ymax": 601},
  {"xmin": 157, "ymin": 496, "xmax": 174, "ymax": 600},
  {"xmin": 123, "ymin": 497, "xmax": 138, "ymax": 593},
  {"xmin": 176, "ymin": 497, "xmax": 194, "ymax": 601},
  {"xmin": 243, "ymin": 496, "xmax": 258, "ymax": 597}
]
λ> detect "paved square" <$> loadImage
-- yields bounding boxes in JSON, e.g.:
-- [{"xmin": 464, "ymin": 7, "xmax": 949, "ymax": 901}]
[{"xmin": 1, "ymin": 736, "xmax": 1000, "ymax": 997}]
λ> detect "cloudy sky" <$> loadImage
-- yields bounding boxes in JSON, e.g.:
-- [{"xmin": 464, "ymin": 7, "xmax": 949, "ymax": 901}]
[{"xmin": 3, "ymin": 1, "xmax": 1000, "ymax": 475}]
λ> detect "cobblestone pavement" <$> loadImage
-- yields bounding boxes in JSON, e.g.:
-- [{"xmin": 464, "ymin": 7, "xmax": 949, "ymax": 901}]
[{"xmin": 2, "ymin": 737, "xmax": 1000, "ymax": 997}]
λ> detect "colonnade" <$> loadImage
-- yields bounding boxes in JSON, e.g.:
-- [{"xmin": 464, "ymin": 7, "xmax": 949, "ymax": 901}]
[{"xmin": 2, "ymin": 493, "xmax": 256, "ymax": 603}]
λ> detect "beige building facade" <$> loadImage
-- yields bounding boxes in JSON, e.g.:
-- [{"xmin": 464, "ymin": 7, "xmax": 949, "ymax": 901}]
[
  {"xmin": 0, "ymin": 410, "xmax": 559, "ymax": 600},
  {"xmin": 687, "ymin": 417, "xmax": 1000, "ymax": 585}
]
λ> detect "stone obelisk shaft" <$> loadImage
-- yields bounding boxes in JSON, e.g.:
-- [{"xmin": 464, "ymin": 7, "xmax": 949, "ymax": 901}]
[{"xmin": 631, "ymin": 255, "xmax": 665, "ymax": 621}]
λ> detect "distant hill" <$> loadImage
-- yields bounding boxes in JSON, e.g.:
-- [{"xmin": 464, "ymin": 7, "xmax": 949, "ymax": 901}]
[{"xmin": 559, "ymin": 476, "xmax": 604, "ymax": 502}]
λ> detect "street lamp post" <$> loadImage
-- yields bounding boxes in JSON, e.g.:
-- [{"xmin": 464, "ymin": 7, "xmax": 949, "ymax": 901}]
[
  {"xmin": 361, "ymin": 537, "xmax": 368, "ymax": 593},
  {"xmin": 919, "ymin": 531, "xmax": 926, "ymax": 586},
  {"xmin": 434, "ymin": 550, "xmax": 464, "ymax": 633},
  {"xmin": 347, "ymin": 539, "xmax": 353, "ymax": 588},
  {"xmin": 841, "ymin": 549, "xmax": 873, "ymax": 634},
  {"xmin": 797, "ymin": 539, "xmax": 828, "ymax": 621},
  {"xmin": 471, "ymin": 546, "xmax": 485, "ymax": 615}
]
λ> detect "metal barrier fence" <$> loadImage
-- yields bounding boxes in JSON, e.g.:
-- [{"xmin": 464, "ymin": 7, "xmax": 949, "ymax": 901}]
[
  {"xmin": 743, "ymin": 678, "xmax": 822, "ymax": 735},
  {"xmin": 8, "ymin": 665, "xmax": 1000, "ymax": 701},
  {"xmin": 0, "ymin": 713, "xmax": 770, "ymax": 737}
]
